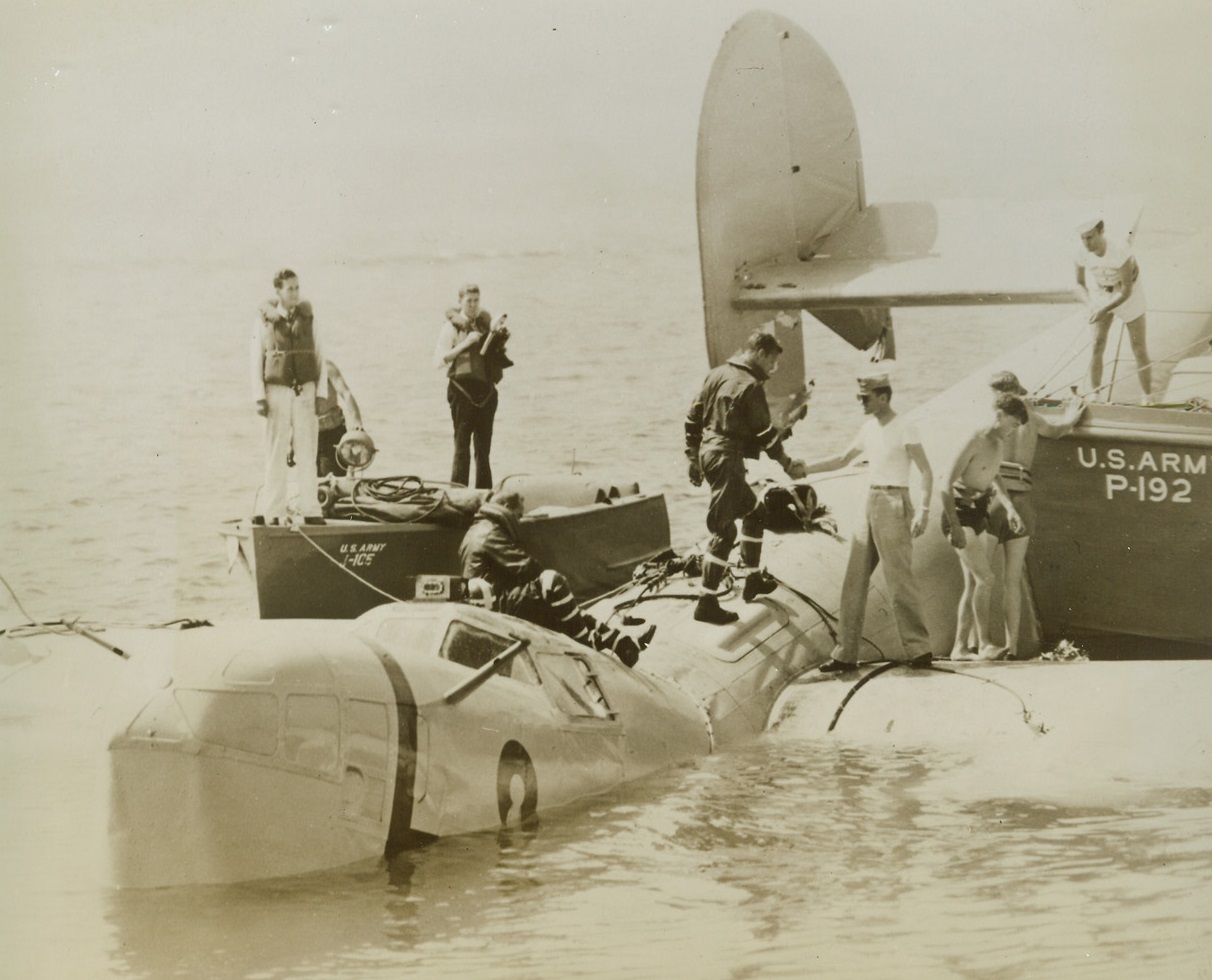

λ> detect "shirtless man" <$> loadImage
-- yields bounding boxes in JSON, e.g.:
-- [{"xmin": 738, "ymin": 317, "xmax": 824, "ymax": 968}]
[
  {"xmin": 939, "ymin": 393, "xmax": 1028, "ymax": 661},
  {"xmin": 1075, "ymin": 217, "xmax": 1151, "ymax": 403},
  {"xmin": 980, "ymin": 371, "xmax": 1086, "ymax": 659}
]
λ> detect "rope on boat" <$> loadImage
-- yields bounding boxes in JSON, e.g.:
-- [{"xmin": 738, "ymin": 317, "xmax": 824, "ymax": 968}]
[
  {"xmin": 290, "ymin": 526, "xmax": 411, "ymax": 604},
  {"xmin": 1039, "ymin": 329, "xmax": 1212, "ymax": 402},
  {"xmin": 341, "ymin": 476, "xmax": 456, "ymax": 525},
  {"xmin": 1034, "ymin": 339, "xmax": 1091, "ymax": 400}
]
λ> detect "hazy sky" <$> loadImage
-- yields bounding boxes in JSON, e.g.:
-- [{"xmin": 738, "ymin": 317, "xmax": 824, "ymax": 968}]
[{"xmin": 4, "ymin": 0, "xmax": 1211, "ymax": 266}]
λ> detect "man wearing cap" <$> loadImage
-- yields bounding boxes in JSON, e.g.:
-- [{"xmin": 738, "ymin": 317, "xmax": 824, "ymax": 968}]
[
  {"xmin": 1075, "ymin": 217, "xmax": 1152, "ymax": 403},
  {"xmin": 799, "ymin": 364, "xmax": 935, "ymax": 671},
  {"xmin": 251, "ymin": 268, "xmax": 327, "ymax": 526},
  {"xmin": 434, "ymin": 284, "xmax": 512, "ymax": 488},
  {"xmin": 954, "ymin": 371, "xmax": 1086, "ymax": 659},
  {"xmin": 685, "ymin": 330, "xmax": 808, "ymax": 625}
]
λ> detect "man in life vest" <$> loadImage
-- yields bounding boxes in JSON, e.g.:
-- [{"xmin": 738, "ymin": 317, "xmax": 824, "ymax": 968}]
[
  {"xmin": 1075, "ymin": 216, "xmax": 1152, "ymax": 403},
  {"xmin": 459, "ymin": 491, "xmax": 654, "ymax": 667},
  {"xmin": 433, "ymin": 283, "xmax": 513, "ymax": 488},
  {"xmin": 314, "ymin": 359, "xmax": 365, "ymax": 476},
  {"xmin": 250, "ymin": 268, "xmax": 326, "ymax": 526},
  {"xmin": 685, "ymin": 329, "xmax": 808, "ymax": 625}
]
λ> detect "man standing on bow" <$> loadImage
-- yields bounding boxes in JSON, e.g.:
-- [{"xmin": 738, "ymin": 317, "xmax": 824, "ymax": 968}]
[
  {"xmin": 685, "ymin": 330, "xmax": 808, "ymax": 626},
  {"xmin": 1076, "ymin": 216, "xmax": 1151, "ymax": 403},
  {"xmin": 250, "ymin": 268, "xmax": 326, "ymax": 526},
  {"xmin": 799, "ymin": 365, "xmax": 935, "ymax": 672},
  {"xmin": 434, "ymin": 283, "xmax": 512, "ymax": 488}
]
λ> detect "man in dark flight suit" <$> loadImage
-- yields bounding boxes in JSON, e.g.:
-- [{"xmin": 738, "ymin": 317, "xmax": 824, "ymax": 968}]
[
  {"xmin": 459, "ymin": 491, "xmax": 653, "ymax": 666},
  {"xmin": 685, "ymin": 330, "xmax": 807, "ymax": 625}
]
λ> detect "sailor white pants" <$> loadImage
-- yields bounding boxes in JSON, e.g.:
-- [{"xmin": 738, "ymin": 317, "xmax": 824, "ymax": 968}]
[{"xmin": 262, "ymin": 381, "xmax": 320, "ymax": 520}]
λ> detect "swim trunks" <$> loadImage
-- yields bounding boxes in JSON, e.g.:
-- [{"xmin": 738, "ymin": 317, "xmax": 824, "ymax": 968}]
[
  {"xmin": 951, "ymin": 482, "xmax": 993, "ymax": 534},
  {"xmin": 988, "ymin": 490, "xmax": 1032, "ymax": 542}
]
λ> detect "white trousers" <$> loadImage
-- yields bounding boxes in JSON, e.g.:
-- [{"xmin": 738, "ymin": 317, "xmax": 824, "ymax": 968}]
[{"xmin": 262, "ymin": 382, "xmax": 320, "ymax": 520}]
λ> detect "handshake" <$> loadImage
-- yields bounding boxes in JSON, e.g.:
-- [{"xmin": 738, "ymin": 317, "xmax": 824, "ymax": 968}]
[{"xmin": 688, "ymin": 454, "xmax": 806, "ymax": 486}]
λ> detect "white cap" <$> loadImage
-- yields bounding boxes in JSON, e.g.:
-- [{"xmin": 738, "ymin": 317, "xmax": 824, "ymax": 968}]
[{"xmin": 857, "ymin": 359, "xmax": 896, "ymax": 392}]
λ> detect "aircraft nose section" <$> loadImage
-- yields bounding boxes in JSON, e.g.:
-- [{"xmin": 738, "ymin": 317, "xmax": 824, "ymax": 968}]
[{"xmin": 107, "ymin": 625, "xmax": 407, "ymax": 887}]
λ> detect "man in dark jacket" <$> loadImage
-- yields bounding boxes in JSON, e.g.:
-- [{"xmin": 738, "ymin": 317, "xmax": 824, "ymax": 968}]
[
  {"xmin": 459, "ymin": 492, "xmax": 653, "ymax": 666},
  {"xmin": 685, "ymin": 330, "xmax": 807, "ymax": 625}
]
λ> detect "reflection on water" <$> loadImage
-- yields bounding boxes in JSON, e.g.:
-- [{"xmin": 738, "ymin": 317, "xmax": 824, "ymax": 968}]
[{"xmin": 88, "ymin": 739, "xmax": 1212, "ymax": 980}]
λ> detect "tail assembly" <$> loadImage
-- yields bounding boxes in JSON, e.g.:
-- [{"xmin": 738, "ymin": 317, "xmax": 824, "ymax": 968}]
[
  {"xmin": 697, "ymin": 10, "xmax": 874, "ymax": 420},
  {"xmin": 697, "ymin": 11, "xmax": 1143, "ymax": 417}
]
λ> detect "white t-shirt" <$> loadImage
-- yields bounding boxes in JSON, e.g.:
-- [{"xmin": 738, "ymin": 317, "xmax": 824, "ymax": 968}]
[
  {"xmin": 1076, "ymin": 239, "xmax": 1135, "ymax": 292},
  {"xmin": 1076, "ymin": 239, "xmax": 1146, "ymax": 321},
  {"xmin": 853, "ymin": 414, "xmax": 921, "ymax": 487}
]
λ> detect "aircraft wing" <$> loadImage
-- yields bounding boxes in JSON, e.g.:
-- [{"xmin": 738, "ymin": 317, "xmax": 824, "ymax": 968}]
[{"xmin": 732, "ymin": 197, "xmax": 1145, "ymax": 311}]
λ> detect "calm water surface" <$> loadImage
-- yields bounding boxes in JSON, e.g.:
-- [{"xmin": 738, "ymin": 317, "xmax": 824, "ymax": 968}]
[{"xmin": 3, "ymin": 250, "xmax": 1211, "ymax": 978}]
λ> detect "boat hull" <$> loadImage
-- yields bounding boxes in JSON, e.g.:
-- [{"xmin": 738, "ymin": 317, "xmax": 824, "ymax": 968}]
[
  {"xmin": 1029, "ymin": 404, "xmax": 1212, "ymax": 650},
  {"xmin": 234, "ymin": 491, "xmax": 671, "ymax": 619}
]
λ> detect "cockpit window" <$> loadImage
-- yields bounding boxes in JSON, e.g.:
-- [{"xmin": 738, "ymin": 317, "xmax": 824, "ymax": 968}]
[
  {"xmin": 440, "ymin": 621, "xmax": 538, "ymax": 684},
  {"xmin": 533, "ymin": 652, "xmax": 615, "ymax": 720},
  {"xmin": 373, "ymin": 616, "xmax": 446, "ymax": 659}
]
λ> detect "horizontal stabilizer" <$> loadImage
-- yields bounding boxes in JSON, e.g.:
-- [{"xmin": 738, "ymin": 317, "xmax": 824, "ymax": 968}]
[{"xmin": 732, "ymin": 197, "xmax": 1145, "ymax": 311}]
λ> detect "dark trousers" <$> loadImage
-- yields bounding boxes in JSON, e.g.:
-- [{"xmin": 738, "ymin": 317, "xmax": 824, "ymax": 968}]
[
  {"xmin": 317, "ymin": 424, "xmax": 347, "ymax": 477},
  {"xmin": 701, "ymin": 448, "xmax": 767, "ymax": 569},
  {"xmin": 448, "ymin": 380, "xmax": 498, "ymax": 489},
  {"xmin": 496, "ymin": 571, "xmax": 628, "ymax": 654}
]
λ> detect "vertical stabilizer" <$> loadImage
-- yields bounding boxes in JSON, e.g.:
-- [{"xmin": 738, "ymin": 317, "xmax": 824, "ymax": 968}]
[{"xmin": 697, "ymin": 11, "xmax": 868, "ymax": 418}]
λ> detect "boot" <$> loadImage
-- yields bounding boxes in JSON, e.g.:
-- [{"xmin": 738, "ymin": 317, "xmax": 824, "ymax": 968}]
[
  {"xmin": 590, "ymin": 621, "xmax": 642, "ymax": 667},
  {"xmin": 613, "ymin": 634, "xmax": 641, "ymax": 668},
  {"xmin": 695, "ymin": 593, "xmax": 739, "ymax": 625},
  {"xmin": 742, "ymin": 569, "xmax": 777, "ymax": 602}
]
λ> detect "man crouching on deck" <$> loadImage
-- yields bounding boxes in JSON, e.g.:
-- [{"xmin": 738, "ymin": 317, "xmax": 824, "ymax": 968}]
[
  {"xmin": 939, "ymin": 393, "xmax": 1028, "ymax": 661},
  {"xmin": 685, "ymin": 330, "xmax": 808, "ymax": 625},
  {"xmin": 459, "ymin": 491, "xmax": 654, "ymax": 666}
]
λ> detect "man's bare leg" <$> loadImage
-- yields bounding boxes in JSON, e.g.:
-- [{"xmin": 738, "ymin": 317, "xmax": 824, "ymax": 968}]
[
  {"xmin": 1088, "ymin": 317, "xmax": 1112, "ymax": 399},
  {"xmin": 1125, "ymin": 315, "xmax": 1152, "ymax": 402},
  {"xmin": 956, "ymin": 527, "xmax": 1005, "ymax": 659},
  {"xmin": 1002, "ymin": 535, "xmax": 1030, "ymax": 659},
  {"xmin": 950, "ymin": 563, "xmax": 978, "ymax": 659}
]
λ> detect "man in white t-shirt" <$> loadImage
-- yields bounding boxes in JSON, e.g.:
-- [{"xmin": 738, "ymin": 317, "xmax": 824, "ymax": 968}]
[
  {"xmin": 799, "ymin": 365, "xmax": 935, "ymax": 672},
  {"xmin": 1075, "ymin": 217, "xmax": 1151, "ymax": 403}
]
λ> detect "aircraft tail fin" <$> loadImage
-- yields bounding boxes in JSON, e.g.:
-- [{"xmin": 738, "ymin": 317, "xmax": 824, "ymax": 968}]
[{"xmin": 696, "ymin": 11, "xmax": 1144, "ymax": 413}]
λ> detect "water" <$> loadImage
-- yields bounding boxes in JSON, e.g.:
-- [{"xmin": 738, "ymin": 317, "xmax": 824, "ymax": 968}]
[{"xmin": 4, "ymin": 249, "xmax": 1212, "ymax": 978}]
